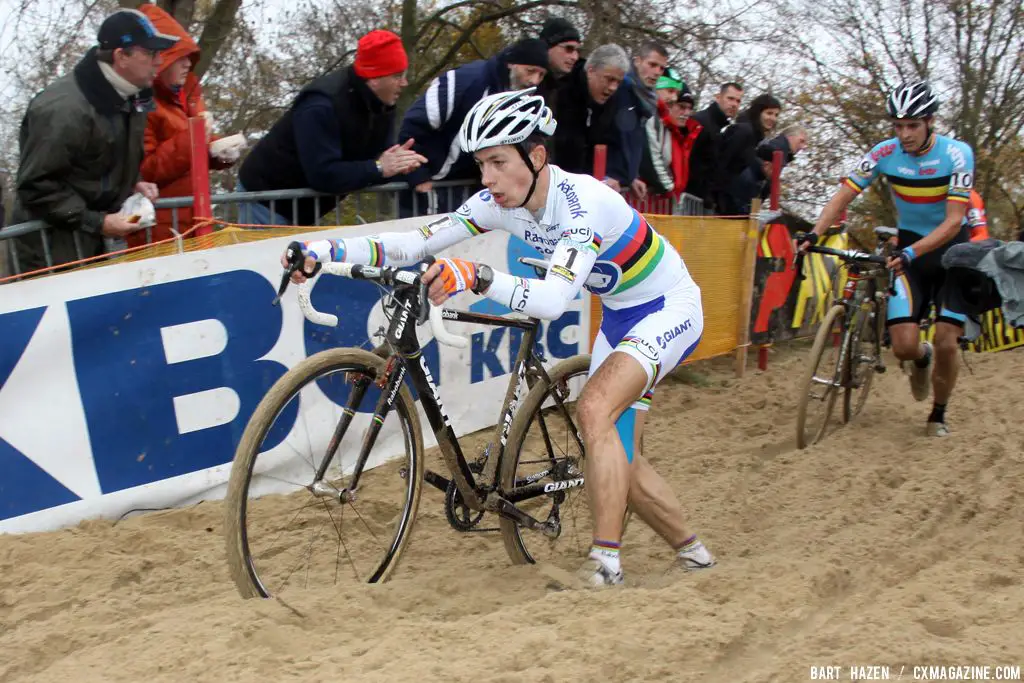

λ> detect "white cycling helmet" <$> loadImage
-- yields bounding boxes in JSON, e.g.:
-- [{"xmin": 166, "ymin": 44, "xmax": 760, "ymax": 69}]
[
  {"xmin": 459, "ymin": 88, "xmax": 557, "ymax": 208},
  {"xmin": 458, "ymin": 87, "xmax": 557, "ymax": 153},
  {"xmin": 886, "ymin": 81, "xmax": 938, "ymax": 119}
]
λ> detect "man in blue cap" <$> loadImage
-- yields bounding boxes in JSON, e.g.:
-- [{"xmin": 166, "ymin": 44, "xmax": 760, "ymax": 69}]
[{"xmin": 10, "ymin": 9, "xmax": 177, "ymax": 272}]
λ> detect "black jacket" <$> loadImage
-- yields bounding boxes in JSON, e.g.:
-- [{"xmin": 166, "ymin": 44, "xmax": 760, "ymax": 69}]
[
  {"xmin": 548, "ymin": 59, "xmax": 630, "ymax": 184},
  {"xmin": 684, "ymin": 101, "xmax": 730, "ymax": 211},
  {"xmin": 12, "ymin": 48, "xmax": 151, "ymax": 270},
  {"xmin": 239, "ymin": 67, "xmax": 395, "ymax": 225}
]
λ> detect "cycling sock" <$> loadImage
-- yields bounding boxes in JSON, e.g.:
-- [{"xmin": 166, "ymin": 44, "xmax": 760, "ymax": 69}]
[
  {"xmin": 914, "ymin": 343, "xmax": 932, "ymax": 368},
  {"xmin": 675, "ymin": 534, "xmax": 700, "ymax": 552},
  {"xmin": 928, "ymin": 402, "xmax": 947, "ymax": 424},
  {"xmin": 590, "ymin": 539, "xmax": 621, "ymax": 574},
  {"xmin": 676, "ymin": 535, "xmax": 714, "ymax": 565}
]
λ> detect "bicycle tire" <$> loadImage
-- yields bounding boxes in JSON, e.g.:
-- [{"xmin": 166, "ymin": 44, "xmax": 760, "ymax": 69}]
[
  {"xmin": 795, "ymin": 305, "xmax": 845, "ymax": 449},
  {"xmin": 225, "ymin": 348, "xmax": 424, "ymax": 597},
  {"xmin": 499, "ymin": 353, "xmax": 592, "ymax": 565}
]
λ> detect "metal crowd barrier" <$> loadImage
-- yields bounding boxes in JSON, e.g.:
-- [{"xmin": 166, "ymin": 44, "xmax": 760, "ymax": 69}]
[{"xmin": 0, "ymin": 180, "xmax": 478, "ymax": 277}]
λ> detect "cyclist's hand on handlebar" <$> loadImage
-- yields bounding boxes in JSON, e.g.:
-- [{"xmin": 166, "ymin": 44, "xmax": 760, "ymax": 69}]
[
  {"xmin": 795, "ymin": 231, "xmax": 818, "ymax": 253},
  {"xmin": 886, "ymin": 249, "xmax": 913, "ymax": 276},
  {"xmin": 422, "ymin": 257, "xmax": 478, "ymax": 305},
  {"xmin": 280, "ymin": 251, "xmax": 319, "ymax": 285}
]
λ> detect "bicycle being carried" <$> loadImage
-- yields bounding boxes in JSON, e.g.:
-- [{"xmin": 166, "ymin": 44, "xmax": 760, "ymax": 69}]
[
  {"xmin": 224, "ymin": 247, "xmax": 595, "ymax": 597},
  {"xmin": 793, "ymin": 227, "xmax": 898, "ymax": 448}
]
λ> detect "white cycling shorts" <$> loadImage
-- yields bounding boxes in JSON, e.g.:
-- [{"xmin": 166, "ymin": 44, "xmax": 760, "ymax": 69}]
[{"xmin": 588, "ymin": 283, "xmax": 704, "ymax": 411}]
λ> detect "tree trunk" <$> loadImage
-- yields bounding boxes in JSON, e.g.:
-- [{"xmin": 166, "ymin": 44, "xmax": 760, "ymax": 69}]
[{"xmin": 194, "ymin": 0, "xmax": 243, "ymax": 80}]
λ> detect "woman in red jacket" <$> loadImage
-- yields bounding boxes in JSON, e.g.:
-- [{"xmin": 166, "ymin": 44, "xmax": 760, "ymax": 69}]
[{"xmin": 134, "ymin": 4, "xmax": 238, "ymax": 246}]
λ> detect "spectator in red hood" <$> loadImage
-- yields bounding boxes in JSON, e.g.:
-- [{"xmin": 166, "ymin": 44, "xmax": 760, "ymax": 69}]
[
  {"xmin": 638, "ymin": 68, "xmax": 702, "ymax": 207},
  {"xmin": 134, "ymin": 3, "xmax": 242, "ymax": 246}
]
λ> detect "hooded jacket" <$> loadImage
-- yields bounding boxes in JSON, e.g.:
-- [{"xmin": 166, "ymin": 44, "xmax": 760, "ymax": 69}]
[{"xmin": 135, "ymin": 4, "xmax": 230, "ymax": 246}]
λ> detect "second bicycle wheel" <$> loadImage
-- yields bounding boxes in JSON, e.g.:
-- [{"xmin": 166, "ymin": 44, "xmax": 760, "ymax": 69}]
[
  {"xmin": 796, "ymin": 304, "xmax": 846, "ymax": 449},
  {"xmin": 842, "ymin": 297, "xmax": 880, "ymax": 423},
  {"xmin": 499, "ymin": 354, "xmax": 592, "ymax": 567},
  {"xmin": 224, "ymin": 348, "xmax": 424, "ymax": 597}
]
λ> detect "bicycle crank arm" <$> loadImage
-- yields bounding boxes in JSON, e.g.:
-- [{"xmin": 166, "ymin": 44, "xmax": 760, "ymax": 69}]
[
  {"xmin": 425, "ymin": 469, "xmax": 450, "ymax": 493},
  {"xmin": 491, "ymin": 496, "xmax": 546, "ymax": 532}
]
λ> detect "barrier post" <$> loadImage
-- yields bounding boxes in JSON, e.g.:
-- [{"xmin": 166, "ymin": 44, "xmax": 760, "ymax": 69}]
[
  {"xmin": 189, "ymin": 116, "xmax": 213, "ymax": 236},
  {"xmin": 593, "ymin": 144, "xmax": 607, "ymax": 183},
  {"xmin": 735, "ymin": 198, "xmax": 761, "ymax": 378},
  {"xmin": 756, "ymin": 150, "xmax": 786, "ymax": 371}
]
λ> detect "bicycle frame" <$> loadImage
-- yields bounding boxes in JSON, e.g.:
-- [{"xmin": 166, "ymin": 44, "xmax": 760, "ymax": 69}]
[{"xmin": 323, "ymin": 283, "xmax": 585, "ymax": 532}]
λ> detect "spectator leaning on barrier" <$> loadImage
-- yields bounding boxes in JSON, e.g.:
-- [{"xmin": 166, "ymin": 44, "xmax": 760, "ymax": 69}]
[
  {"xmin": 134, "ymin": 4, "xmax": 243, "ymax": 246},
  {"xmin": 615, "ymin": 41, "xmax": 668, "ymax": 202},
  {"xmin": 549, "ymin": 44, "xmax": 632, "ymax": 188},
  {"xmin": 685, "ymin": 81, "xmax": 743, "ymax": 214},
  {"xmin": 638, "ymin": 67, "xmax": 701, "ymax": 201},
  {"xmin": 536, "ymin": 17, "xmax": 581, "ymax": 106},
  {"xmin": 397, "ymin": 37, "xmax": 549, "ymax": 217},
  {"xmin": 237, "ymin": 29, "xmax": 424, "ymax": 226},
  {"xmin": 9, "ymin": 9, "xmax": 174, "ymax": 272},
  {"xmin": 737, "ymin": 124, "xmax": 808, "ymax": 214},
  {"xmin": 715, "ymin": 92, "xmax": 782, "ymax": 215}
]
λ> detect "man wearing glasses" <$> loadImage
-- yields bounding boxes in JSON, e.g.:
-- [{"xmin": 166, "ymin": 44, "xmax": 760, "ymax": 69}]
[{"xmin": 537, "ymin": 17, "xmax": 582, "ymax": 106}]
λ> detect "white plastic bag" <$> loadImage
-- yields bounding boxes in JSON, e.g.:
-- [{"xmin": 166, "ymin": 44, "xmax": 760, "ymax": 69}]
[{"xmin": 120, "ymin": 192, "xmax": 157, "ymax": 228}]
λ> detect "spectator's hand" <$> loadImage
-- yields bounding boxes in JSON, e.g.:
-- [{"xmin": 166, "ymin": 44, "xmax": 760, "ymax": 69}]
[
  {"xmin": 631, "ymin": 178, "xmax": 647, "ymax": 201},
  {"xmin": 761, "ymin": 160, "xmax": 774, "ymax": 178},
  {"xmin": 134, "ymin": 182, "xmax": 159, "ymax": 201},
  {"xmin": 379, "ymin": 139, "xmax": 428, "ymax": 178},
  {"xmin": 210, "ymin": 133, "xmax": 247, "ymax": 164},
  {"xmin": 415, "ymin": 181, "xmax": 434, "ymax": 193},
  {"xmin": 602, "ymin": 178, "xmax": 621, "ymax": 192},
  {"xmin": 102, "ymin": 213, "xmax": 143, "ymax": 237}
]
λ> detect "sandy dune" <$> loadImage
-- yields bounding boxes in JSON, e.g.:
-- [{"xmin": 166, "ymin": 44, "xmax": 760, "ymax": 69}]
[{"xmin": 1, "ymin": 345, "xmax": 1022, "ymax": 682}]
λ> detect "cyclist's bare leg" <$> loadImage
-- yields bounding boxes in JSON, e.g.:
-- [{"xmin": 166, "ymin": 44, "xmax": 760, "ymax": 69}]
[
  {"xmin": 931, "ymin": 321, "xmax": 961, "ymax": 405},
  {"xmin": 888, "ymin": 321, "xmax": 925, "ymax": 361},
  {"xmin": 625, "ymin": 411, "xmax": 693, "ymax": 547},
  {"xmin": 576, "ymin": 351, "xmax": 648, "ymax": 546}
]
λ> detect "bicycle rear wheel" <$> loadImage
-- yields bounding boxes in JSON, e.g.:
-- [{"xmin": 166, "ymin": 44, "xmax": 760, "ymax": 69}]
[
  {"xmin": 224, "ymin": 348, "xmax": 424, "ymax": 597},
  {"xmin": 796, "ymin": 305, "xmax": 846, "ymax": 449},
  {"xmin": 499, "ymin": 354, "xmax": 592, "ymax": 567}
]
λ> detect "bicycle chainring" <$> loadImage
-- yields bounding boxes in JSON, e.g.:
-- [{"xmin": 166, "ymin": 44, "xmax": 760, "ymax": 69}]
[{"xmin": 444, "ymin": 479, "xmax": 485, "ymax": 532}]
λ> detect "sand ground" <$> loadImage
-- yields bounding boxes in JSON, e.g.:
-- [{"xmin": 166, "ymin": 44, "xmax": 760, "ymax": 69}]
[{"xmin": 1, "ymin": 344, "xmax": 1022, "ymax": 682}]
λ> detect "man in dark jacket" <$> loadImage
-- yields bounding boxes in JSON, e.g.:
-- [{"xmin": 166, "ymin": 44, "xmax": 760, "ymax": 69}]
[
  {"xmin": 397, "ymin": 38, "xmax": 549, "ymax": 217},
  {"xmin": 685, "ymin": 82, "xmax": 743, "ymax": 214},
  {"xmin": 10, "ymin": 9, "xmax": 174, "ymax": 272},
  {"xmin": 615, "ymin": 41, "xmax": 668, "ymax": 202},
  {"xmin": 238, "ymin": 30, "xmax": 425, "ymax": 226},
  {"xmin": 549, "ymin": 44, "xmax": 633, "ymax": 188},
  {"xmin": 536, "ymin": 17, "xmax": 581, "ymax": 107}
]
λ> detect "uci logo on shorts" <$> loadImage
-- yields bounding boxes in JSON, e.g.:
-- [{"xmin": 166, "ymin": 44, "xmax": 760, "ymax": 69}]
[{"xmin": 657, "ymin": 320, "xmax": 692, "ymax": 349}]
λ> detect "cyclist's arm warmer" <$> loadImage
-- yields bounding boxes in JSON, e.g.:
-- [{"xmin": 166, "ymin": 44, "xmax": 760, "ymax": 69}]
[
  {"xmin": 481, "ymin": 235, "xmax": 597, "ymax": 320},
  {"xmin": 302, "ymin": 213, "xmax": 477, "ymax": 267}
]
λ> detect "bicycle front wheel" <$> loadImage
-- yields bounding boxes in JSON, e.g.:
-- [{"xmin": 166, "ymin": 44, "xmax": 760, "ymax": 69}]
[
  {"xmin": 796, "ymin": 305, "xmax": 846, "ymax": 449},
  {"xmin": 843, "ymin": 297, "xmax": 881, "ymax": 423},
  {"xmin": 499, "ymin": 354, "xmax": 592, "ymax": 567},
  {"xmin": 224, "ymin": 348, "xmax": 424, "ymax": 597}
]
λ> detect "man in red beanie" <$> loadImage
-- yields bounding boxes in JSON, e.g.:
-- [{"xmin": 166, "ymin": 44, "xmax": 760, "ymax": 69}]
[{"xmin": 238, "ymin": 29, "xmax": 426, "ymax": 225}]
